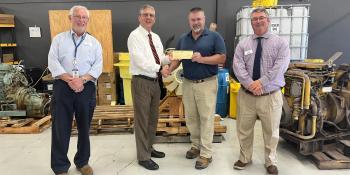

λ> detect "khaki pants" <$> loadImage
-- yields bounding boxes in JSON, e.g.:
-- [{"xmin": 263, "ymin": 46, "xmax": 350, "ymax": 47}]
[
  {"xmin": 236, "ymin": 89, "xmax": 283, "ymax": 167},
  {"xmin": 182, "ymin": 77, "xmax": 217, "ymax": 158}
]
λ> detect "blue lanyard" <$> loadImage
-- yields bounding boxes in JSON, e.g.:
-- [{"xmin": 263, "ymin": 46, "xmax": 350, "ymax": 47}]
[{"xmin": 72, "ymin": 33, "xmax": 86, "ymax": 58}]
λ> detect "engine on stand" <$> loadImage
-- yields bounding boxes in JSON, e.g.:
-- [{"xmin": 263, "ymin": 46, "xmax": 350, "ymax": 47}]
[
  {"xmin": 0, "ymin": 63, "xmax": 50, "ymax": 118},
  {"xmin": 280, "ymin": 52, "xmax": 350, "ymax": 155}
]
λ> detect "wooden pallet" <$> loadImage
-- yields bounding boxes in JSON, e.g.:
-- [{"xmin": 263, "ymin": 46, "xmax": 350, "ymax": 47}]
[
  {"xmin": 72, "ymin": 105, "xmax": 134, "ymax": 135},
  {"xmin": 312, "ymin": 140, "xmax": 350, "ymax": 169},
  {"xmin": 155, "ymin": 134, "xmax": 224, "ymax": 143},
  {"xmin": 156, "ymin": 115, "xmax": 227, "ymax": 135},
  {"xmin": 0, "ymin": 115, "xmax": 51, "ymax": 134}
]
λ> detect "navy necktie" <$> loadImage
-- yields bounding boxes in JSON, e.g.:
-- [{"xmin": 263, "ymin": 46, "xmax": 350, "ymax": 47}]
[{"xmin": 253, "ymin": 37, "xmax": 262, "ymax": 81}]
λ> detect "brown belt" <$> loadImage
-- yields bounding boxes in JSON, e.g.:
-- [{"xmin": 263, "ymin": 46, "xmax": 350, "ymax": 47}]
[
  {"xmin": 186, "ymin": 75, "xmax": 216, "ymax": 83},
  {"xmin": 241, "ymin": 86, "xmax": 280, "ymax": 96}
]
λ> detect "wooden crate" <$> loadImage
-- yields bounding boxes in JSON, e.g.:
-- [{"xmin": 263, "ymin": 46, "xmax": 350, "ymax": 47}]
[
  {"xmin": 72, "ymin": 105, "xmax": 134, "ymax": 135},
  {"xmin": 0, "ymin": 115, "xmax": 51, "ymax": 134}
]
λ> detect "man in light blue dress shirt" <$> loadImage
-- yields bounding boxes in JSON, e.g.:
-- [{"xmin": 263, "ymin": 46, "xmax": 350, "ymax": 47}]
[{"xmin": 48, "ymin": 5, "xmax": 102, "ymax": 175}]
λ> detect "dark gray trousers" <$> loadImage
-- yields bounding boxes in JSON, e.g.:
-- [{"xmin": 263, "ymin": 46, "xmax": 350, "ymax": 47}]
[{"xmin": 131, "ymin": 76, "xmax": 160, "ymax": 161}]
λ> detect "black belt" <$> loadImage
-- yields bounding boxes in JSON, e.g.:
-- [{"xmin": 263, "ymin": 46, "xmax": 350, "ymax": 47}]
[
  {"xmin": 134, "ymin": 75, "xmax": 159, "ymax": 82},
  {"xmin": 241, "ymin": 86, "xmax": 280, "ymax": 96},
  {"xmin": 186, "ymin": 75, "xmax": 216, "ymax": 84}
]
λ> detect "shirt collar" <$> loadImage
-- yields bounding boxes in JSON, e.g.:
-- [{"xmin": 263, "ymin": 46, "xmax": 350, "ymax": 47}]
[
  {"xmin": 253, "ymin": 32, "xmax": 271, "ymax": 40},
  {"xmin": 186, "ymin": 28, "xmax": 210, "ymax": 38},
  {"xmin": 138, "ymin": 25, "xmax": 152, "ymax": 37},
  {"xmin": 70, "ymin": 29, "xmax": 87, "ymax": 38}
]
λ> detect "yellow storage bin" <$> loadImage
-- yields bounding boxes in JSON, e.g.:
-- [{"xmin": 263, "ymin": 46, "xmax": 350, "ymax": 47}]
[
  {"xmin": 114, "ymin": 55, "xmax": 133, "ymax": 105},
  {"xmin": 252, "ymin": 0, "xmax": 278, "ymax": 7},
  {"xmin": 122, "ymin": 78, "xmax": 133, "ymax": 106},
  {"xmin": 118, "ymin": 52, "xmax": 130, "ymax": 64},
  {"xmin": 229, "ymin": 81, "xmax": 241, "ymax": 119}
]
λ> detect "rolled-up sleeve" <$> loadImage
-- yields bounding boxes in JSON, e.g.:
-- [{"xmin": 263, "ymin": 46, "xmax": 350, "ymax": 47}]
[
  {"xmin": 48, "ymin": 36, "xmax": 67, "ymax": 78},
  {"xmin": 88, "ymin": 42, "xmax": 103, "ymax": 79},
  {"xmin": 233, "ymin": 43, "xmax": 254, "ymax": 88}
]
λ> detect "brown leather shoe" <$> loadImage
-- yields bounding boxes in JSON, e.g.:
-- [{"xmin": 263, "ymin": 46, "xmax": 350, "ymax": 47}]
[
  {"xmin": 77, "ymin": 164, "xmax": 93, "ymax": 175},
  {"xmin": 186, "ymin": 147, "xmax": 200, "ymax": 159},
  {"xmin": 233, "ymin": 160, "xmax": 250, "ymax": 170},
  {"xmin": 195, "ymin": 156, "xmax": 212, "ymax": 169},
  {"xmin": 266, "ymin": 165, "xmax": 278, "ymax": 175}
]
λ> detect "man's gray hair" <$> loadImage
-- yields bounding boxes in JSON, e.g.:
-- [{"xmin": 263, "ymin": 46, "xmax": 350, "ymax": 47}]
[
  {"xmin": 139, "ymin": 4, "xmax": 155, "ymax": 15},
  {"xmin": 250, "ymin": 7, "xmax": 269, "ymax": 18},
  {"xmin": 69, "ymin": 5, "xmax": 90, "ymax": 17}
]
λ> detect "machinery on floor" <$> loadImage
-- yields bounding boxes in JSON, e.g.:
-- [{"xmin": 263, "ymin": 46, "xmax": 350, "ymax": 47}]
[
  {"xmin": 280, "ymin": 52, "xmax": 350, "ymax": 155},
  {"xmin": 0, "ymin": 63, "xmax": 50, "ymax": 118}
]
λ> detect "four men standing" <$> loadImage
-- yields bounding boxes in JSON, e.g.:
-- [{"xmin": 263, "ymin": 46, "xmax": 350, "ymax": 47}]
[{"xmin": 48, "ymin": 4, "xmax": 290, "ymax": 175}]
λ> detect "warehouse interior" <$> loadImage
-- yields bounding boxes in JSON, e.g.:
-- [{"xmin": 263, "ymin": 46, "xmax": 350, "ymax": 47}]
[{"xmin": 0, "ymin": 0, "xmax": 350, "ymax": 175}]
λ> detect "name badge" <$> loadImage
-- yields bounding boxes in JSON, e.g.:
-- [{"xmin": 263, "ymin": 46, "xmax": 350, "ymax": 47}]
[
  {"xmin": 72, "ymin": 69, "xmax": 79, "ymax": 78},
  {"xmin": 244, "ymin": 49, "xmax": 253, "ymax": 55}
]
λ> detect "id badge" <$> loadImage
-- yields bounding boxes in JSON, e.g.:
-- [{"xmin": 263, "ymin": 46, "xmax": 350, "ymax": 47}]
[
  {"xmin": 72, "ymin": 69, "xmax": 79, "ymax": 78},
  {"xmin": 72, "ymin": 58, "xmax": 79, "ymax": 78}
]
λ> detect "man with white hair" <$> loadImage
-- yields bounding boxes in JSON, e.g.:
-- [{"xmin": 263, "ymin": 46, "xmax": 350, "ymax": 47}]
[{"xmin": 48, "ymin": 5, "xmax": 102, "ymax": 175}]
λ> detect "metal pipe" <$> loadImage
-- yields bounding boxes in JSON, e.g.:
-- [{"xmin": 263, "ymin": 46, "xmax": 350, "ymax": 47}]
[{"xmin": 280, "ymin": 115, "xmax": 317, "ymax": 140}]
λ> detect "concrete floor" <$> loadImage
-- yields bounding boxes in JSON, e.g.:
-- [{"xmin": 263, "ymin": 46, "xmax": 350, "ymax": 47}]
[{"xmin": 0, "ymin": 118, "xmax": 349, "ymax": 175}]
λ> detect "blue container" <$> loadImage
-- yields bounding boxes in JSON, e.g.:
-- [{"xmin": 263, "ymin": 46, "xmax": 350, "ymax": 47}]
[{"xmin": 215, "ymin": 68, "xmax": 229, "ymax": 117}]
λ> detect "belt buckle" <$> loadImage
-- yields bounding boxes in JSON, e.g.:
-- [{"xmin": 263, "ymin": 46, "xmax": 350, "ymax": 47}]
[{"xmin": 194, "ymin": 79, "xmax": 204, "ymax": 83}]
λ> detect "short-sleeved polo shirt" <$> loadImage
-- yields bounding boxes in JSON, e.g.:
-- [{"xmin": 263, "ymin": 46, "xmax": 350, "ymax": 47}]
[{"xmin": 176, "ymin": 28, "xmax": 226, "ymax": 80}]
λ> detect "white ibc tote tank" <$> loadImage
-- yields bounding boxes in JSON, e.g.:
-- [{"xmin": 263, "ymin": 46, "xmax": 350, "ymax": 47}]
[{"xmin": 234, "ymin": 4, "xmax": 310, "ymax": 61}]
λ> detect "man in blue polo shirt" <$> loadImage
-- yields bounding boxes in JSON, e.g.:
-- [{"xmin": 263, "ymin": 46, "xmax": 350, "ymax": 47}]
[{"xmin": 167, "ymin": 7, "xmax": 226, "ymax": 169}]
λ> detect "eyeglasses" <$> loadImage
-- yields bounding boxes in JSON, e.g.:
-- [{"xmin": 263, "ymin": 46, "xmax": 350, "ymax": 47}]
[
  {"xmin": 141, "ymin": 13, "xmax": 155, "ymax": 18},
  {"xmin": 73, "ymin": 15, "xmax": 89, "ymax": 20},
  {"xmin": 251, "ymin": 16, "xmax": 267, "ymax": 22}
]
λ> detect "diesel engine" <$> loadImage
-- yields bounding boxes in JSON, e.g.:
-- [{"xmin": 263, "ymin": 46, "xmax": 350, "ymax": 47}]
[
  {"xmin": 280, "ymin": 52, "xmax": 350, "ymax": 155},
  {"xmin": 0, "ymin": 64, "xmax": 50, "ymax": 118}
]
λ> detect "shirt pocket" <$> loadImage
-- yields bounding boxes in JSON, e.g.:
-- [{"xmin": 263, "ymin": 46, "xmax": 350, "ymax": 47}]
[
  {"xmin": 81, "ymin": 43, "xmax": 94, "ymax": 65},
  {"xmin": 242, "ymin": 49, "xmax": 254, "ymax": 65}
]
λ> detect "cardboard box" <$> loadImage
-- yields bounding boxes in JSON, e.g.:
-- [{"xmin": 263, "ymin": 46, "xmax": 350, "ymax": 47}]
[
  {"xmin": 98, "ymin": 72, "xmax": 115, "ymax": 82},
  {"xmin": 2, "ymin": 53, "xmax": 14, "ymax": 62},
  {"xmin": 113, "ymin": 52, "xmax": 119, "ymax": 64},
  {"xmin": 98, "ymin": 93, "xmax": 116, "ymax": 105},
  {"xmin": 0, "ymin": 14, "xmax": 14, "ymax": 25},
  {"xmin": 97, "ymin": 81, "xmax": 115, "ymax": 94}
]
